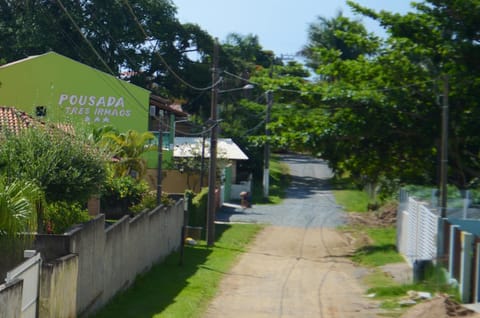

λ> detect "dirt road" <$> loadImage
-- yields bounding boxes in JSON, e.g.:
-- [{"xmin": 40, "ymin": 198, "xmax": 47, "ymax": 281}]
[
  {"xmin": 204, "ymin": 226, "xmax": 381, "ymax": 317},
  {"xmin": 205, "ymin": 155, "xmax": 382, "ymax": 317}
]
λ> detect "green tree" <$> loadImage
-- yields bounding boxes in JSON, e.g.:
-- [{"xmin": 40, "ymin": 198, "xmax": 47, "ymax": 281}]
[
  {"xmin": 254, "ymin": 0, "xmax": 479, "ymax": 198},
  {"xmin": 348, "ymin": 0, "xmax": 480, "ymax": 188},
  {"xmin": 222, "ymin": 33, "xmax": 274, "ymax": 72},
  {"xmin": 300, "ymin": 11, "xmax": 380, "ymax": 71},
  {"xmin": 0, "ymin": 0, "xmax": 216, "ymax": 103}
]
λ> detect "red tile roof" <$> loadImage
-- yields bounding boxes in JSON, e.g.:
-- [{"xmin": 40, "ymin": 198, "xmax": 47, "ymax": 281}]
[
  {"xmin": 0, "ymin": 107, "xmax": 39, "ymax": 134},
  {"xmin": 0, "ymin": 106, "xmax": 74, "ymax": 135}
]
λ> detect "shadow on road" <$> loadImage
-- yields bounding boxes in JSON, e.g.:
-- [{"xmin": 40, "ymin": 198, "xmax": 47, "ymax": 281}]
[
  {"xmin": 279, "ymin": 153, "xmax": 327, "ymax": 165},
  {"xmin": 217, "ymin": 154, "xmax": 341, "ymax": 224}
]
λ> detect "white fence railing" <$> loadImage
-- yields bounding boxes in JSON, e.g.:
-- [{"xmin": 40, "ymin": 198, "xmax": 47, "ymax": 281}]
[
  {"xmin": 5, "ymin": 252, "xmax": 41, "ymax": 318},
  {"xmin": 398, "ymin": 192, "xmax": 440, "ymax": 266}
]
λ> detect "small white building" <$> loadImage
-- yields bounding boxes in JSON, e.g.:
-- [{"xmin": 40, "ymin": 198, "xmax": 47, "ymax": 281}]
[{"xmin": 174, "ymin": 137, "xmax": 250, "ymax": 201}]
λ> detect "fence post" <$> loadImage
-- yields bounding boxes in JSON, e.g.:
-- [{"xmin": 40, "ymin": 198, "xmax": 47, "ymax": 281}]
[
  {"xmin": 449, "ymin": 225, "xmax": 460, "ymax": 278},
  {"xmin": 462, "ymin": 190, "xmax": 470, "ymax": 219},
  {"xmin": 431, "ymin": 189, "xmax": 437, "ymax": 211},
  {"xmin": 460, "ymin": 232, "xmax": 473, "ymax": 303},
  {"xmin": 437, "ymin": 218, "xmax": 444, "ymax": 265},
  {"xmin": 475, "ymin": 242, "xmax": 480, "ymax": 303}
]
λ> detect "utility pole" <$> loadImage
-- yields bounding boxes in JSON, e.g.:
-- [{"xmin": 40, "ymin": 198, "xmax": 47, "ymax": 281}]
[
  {"xmin": 157, "ymin": 110, "xmax": 163, "ymax": 205},
  {"xmin": 207, "ymin": 39, "xmax": 219, "ymax": 247},
  {"xmin": 439, "ymin": 75, "xmax": 449, "ymax": 218},
  {"xmin": 263, "ymin": 90, "xmax": 273, "ymax": 198},
  {"xmin": 200, "ymin": 126, "xmax": 206, "ymax": 188}
]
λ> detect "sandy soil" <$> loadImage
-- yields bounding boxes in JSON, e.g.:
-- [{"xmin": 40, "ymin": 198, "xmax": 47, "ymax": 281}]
[
  {"xmin": 204, "ymin": 225, "xmax": 480, "ymax": 318},
  {"xmin": 401, "ymin": 296, "xmax": 480, "ymax": 318},
  {"xmin": 204, "ymin": 226, "xmax": 382, "ymax": 318}
]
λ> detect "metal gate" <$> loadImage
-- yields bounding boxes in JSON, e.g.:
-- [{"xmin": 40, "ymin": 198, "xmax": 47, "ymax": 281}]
[{"xmin": 5, "ymin": 252, "xmax": 41, "ymax": 318}]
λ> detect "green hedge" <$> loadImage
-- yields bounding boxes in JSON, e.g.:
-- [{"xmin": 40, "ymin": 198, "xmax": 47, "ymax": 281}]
[{"xmin": 187, "ymin": 188, "xmax": 208, "ymax": 230}]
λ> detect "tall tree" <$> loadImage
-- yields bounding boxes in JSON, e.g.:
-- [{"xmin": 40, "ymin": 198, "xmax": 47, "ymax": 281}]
[
  {"xmin": 258, "ymin": 0, "xmax": 480, "ymax": 195},
  {"xmin": 348, "ymin": 0, "xmax": 480, "ymax": 188},
  {"xmin": 0, "ymin": 0, "xmax": 215, "ymax": 102},
  {"xmin": 300, "ymin": 11, "xmax": 379, "ymax": 71}
]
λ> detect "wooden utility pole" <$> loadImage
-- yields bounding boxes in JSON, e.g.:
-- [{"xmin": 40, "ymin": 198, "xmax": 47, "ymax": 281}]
[
  {"xmin": 439, "ymin": 75, "xmax": 449, "ymax": 218},
  {"xmin": 157, "ymin": 110, "xmax": 163, "ymax": 205},
  {"xmin": 207, "ymin": 39, "xmax": 219, "ymax": 247},
  {"xmin": 200, "ymin": 127, "xmax": 206, "ymax": 188},
  {"xmin": 263, "ymin": 90, "xmax": 273, "ymax": 198}
]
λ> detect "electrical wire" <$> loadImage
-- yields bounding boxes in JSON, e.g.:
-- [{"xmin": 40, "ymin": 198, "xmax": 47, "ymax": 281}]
[
  {"xmin": 223, "ymin": 70, "xmax": 259, "ymax": 86},
  {"xmin": 121, "ymin": 0, "xmax": 221, "ymax": 92},
  {"xmin": 223, "ymin": 70, "xmax": 437, "ymax": 95},
  {"xmin": 243, "ymin": 118, "xmax": 266, "ymax": 135},
  {"xmin": 55, "ymin": 0, "xmax": 150, "ymax": 113}
]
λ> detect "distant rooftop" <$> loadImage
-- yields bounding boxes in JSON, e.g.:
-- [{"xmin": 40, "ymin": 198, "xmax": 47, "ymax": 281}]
[{"xmin": 174, "ymin": 137, "xmax": 248, "ymax": 160}]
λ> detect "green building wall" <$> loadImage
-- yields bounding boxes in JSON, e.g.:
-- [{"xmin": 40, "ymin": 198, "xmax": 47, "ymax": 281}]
[{"xmin": 0, "ymin": 51, "xmax": 150, "ymax": 133}]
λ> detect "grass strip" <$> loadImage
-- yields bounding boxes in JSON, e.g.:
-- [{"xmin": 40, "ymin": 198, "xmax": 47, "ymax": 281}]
[
  {"xmin": 93, "ymin": 223, "xmax": 263, "ymax": 318},
  {"xmin": 352, "ymin": 227, "xmax": 405, "ymax": 267},
  {"xmin": 333, "ymin": 189, "xmax": 370, "ymax": 212},
  {"xmin": 252, "ymin": 154, "xmax": 291, "ymax": 204}
]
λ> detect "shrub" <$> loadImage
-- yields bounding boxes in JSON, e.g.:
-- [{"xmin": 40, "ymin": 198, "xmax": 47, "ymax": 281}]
[
  {"xmin": 188, "ymin": 188, "xmax": 208, "ymax": 228},
  {"xmin": 130, "ymin": 190, "xmax": 175, "ymax": 214},
  {"xmin": 0, "ymin": 129, "xmax": 108, "ymax": 204},
  {"xmin": 44, "ymin": 201, "xmax": 90, "ymax": 234},
  {"xmin": 100, "ymin": 176, "xmax": 149, "ymax": 215}
]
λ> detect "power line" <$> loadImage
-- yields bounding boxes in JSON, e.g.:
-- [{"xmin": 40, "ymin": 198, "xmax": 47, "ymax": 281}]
[
  {"xmin": 223, "ymin": 70, "xmax": 436, "ymax": 95},
  {"xmin": 243, "ymin": 118, "xmax": 266, "ymax": 135},
  {"xmin": 122, "ymin": 0, "xmax": 221, "ymax": 92},
  {"xmin": 55, "ymin": 0, "xmax": 150, "ymax": 113},
  {"xmin": 223, "ymin": 70, "xmax": 260, "ymax": 86}
]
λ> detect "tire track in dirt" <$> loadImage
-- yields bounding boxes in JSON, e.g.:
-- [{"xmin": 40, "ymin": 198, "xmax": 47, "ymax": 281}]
[
  {"xmin": 278, "ymin": 210, "xmax": 343, "ymax": 318},
  {"xmin": 204, "ymin": 155, "xmax": 381, "ymax": 318}
]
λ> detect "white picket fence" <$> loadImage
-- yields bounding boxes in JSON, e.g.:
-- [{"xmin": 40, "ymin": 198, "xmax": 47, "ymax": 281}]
[{"xmin": 397, "ymin": 191, "xmax": 440, "ymax": 266}]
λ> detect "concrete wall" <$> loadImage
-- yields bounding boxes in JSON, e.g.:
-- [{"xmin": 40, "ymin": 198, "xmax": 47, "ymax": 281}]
[
  {"xmin": 0, "ymin": 278, "xmax": 22, "ymax": 318},
  {"xmin": 39, "ymin": 254, "xmax": 78, "ymax": 318},
  {"xmin": 34, "ymin": 235, "xmax": 70, "ymax": 263},
  {"xmin": 0, "ymin": 239, "xmax": 34, "ymax": 281},
  {"xmin": 103, "ymin": 216, "xmax": 130, "ymax": 305},
  {"xmin": 33, "ymin": 201, "xmax": 184, "ymax": 317},
  {"xmin": 0, "ymin": 202, "xmax": 183, "ymax": 318},
  {"xmin": 68, "ymin": 215, "xmax": 106, "ymax": 316}
]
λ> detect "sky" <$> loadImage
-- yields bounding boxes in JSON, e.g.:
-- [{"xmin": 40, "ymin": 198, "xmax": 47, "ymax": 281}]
[{"xmin": 172, "ymin": 1, "xmax": 415, "ymax": 57}]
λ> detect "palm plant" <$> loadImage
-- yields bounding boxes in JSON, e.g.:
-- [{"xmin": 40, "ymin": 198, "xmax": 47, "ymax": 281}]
[
  {"xmin": 0, "ymin": 178, "xmax": 43, "ymax": 237},
  {"xmin": 100, "ymin": 129, "xmax": 156, "ymax": 180}
]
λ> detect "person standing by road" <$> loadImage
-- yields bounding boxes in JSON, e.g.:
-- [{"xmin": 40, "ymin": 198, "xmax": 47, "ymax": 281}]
[{"xmin": 240, "ymin": 191, "xmax": 249, "ymax": 209}]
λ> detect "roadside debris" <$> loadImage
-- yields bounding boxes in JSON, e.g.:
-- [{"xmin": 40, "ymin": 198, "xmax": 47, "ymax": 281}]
[
  {"xmin": 185, "ymin": 237, "xmax": 197, "ymax": 245},
  {"xmin": 348, "ymin": 201, "xmax": 398, "ymax": 227},
  {"xmin": 400, "ymin": 294, "xmax": 480, "ymax": 318}
]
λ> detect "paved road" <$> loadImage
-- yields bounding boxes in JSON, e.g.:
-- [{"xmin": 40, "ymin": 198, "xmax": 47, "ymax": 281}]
[{"xmin": 217, "ymin": 154, "xmax": 346, "ymax": 228}]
